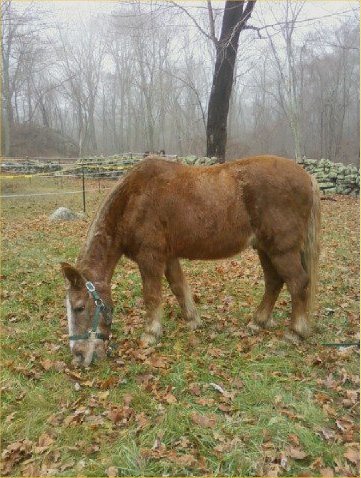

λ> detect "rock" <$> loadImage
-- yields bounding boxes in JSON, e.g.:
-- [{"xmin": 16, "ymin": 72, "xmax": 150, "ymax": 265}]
[
  {"xmin": 323, "ymin": 187, "xmax": 337, "ymax": 194},
  {"xmin": 184, "ymin": 155, "xmax": 198, "ymax": 165},
  {"xmin": 304, "ymin": 159, "xmax": 318, "ymax": 166},
  {"xmin": 318, "ymin": 182, "xmax": 336, "ymax": 189},
  {"xmin": 49, "ymin": 207, "xmax": 82, "ymax": 222},
  {"xmin": 345, "ymin": 174, "xmax": 358, "ymax": 181},
  {"xmin": 300, "ymin": 157, "xmax": 359, "ymax": 196}
]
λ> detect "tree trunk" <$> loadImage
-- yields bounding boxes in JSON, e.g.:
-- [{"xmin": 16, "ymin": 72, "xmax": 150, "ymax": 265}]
[
  {"xmin": 206, "ymin": 0, "xmax": 256, "ymax": 162},
  {"xmin": 2, "ymin": 53, "xmax": 12, "ymax": 156}
]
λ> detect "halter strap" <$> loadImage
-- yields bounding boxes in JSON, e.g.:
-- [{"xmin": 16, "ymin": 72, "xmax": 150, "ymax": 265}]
[{"xmin": 69, "ymin": 281, "xmax": 112, "ymax": 341}]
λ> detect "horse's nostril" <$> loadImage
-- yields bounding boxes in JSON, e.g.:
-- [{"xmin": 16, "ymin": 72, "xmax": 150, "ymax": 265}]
[{"xmin": 74, "ymin": 351, "xmax": 84, "ymax": 363}]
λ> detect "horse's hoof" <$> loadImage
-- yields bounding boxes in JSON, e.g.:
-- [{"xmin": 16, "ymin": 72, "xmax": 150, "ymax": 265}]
[
  {"xmin": 188, "ymin": 318, "xmax": 202, "ymax": 330},
  {"xmin": 253, "ymin": 319, "xmax": 277, "ymax": 330},
  {"xmin": 140, "ymin": 333, "xmax": 158, "ymax": 347},
  {"xmin": 283, "ymin": 331, "xmax": 302, "ymax": 344},
  {"xmin": 247, "ymin": 321, "xmax": 261, "ymax": 332},
  {"xmin": 71, "ymin": 358, "xmax": 82, "ymax": 368}
]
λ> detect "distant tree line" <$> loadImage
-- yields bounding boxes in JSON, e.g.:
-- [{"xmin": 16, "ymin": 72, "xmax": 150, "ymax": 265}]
[{"xmin": 1, "ymin": 0, "xmax": 359, "ymax": 164}]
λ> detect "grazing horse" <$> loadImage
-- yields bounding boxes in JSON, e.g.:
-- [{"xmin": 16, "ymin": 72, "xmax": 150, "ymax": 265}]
[{"xmin": 61, "ymin": 155, "xmax": 320, "ymax": 367}]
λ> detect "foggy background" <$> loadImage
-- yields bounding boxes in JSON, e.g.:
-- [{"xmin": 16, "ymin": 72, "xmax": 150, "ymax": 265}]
[{"xmin": 2, "ymin": 0, "xmax": 359, "ymax": 163}]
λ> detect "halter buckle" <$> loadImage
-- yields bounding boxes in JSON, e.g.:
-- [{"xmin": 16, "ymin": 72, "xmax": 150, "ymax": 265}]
[
  {"xmin": 85, "ymin": 281, "xmax": 96, "ymax": 293},
  {"xmin": 88, "ymin": 330, "xmax": 97, "ymax": 340},
  {"xmin": 95, "ymin": 298, "xmax": 105, "ymax": 309}
]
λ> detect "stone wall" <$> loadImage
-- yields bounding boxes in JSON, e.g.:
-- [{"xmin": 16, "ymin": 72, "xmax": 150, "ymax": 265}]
[
  {"xmin": 297, "ymin": 158, "xmax": 359, "ymax": 196},
  {"xmin": 1, "ymin": 160, "xmax": 61, "ymax": 174}
]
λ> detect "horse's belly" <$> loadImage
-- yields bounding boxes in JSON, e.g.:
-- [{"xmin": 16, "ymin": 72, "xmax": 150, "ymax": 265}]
[{"xmin": 170, "ymin": 219, "xmax": 253, "ymax": 260}]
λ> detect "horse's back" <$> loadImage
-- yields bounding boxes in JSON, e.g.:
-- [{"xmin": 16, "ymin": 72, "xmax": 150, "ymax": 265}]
[{"xmin": 120, "ymin": 155, "xmax": 314, "ymax": 259}]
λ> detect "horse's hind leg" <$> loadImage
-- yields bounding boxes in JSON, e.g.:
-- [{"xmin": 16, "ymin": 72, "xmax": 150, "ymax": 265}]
[
  {"xmin": 165, "ymin": 258, "xmax": 201, "ymax": 330},
  {"xmin": 138, "ymin": 257, "xmax": 165, "ymax": 346},
  {"xmin": 270, "ymin": 250, "xmax": 310, "ymax": 341},
  {"xmin": 253, "ymin": 250, "xmax": 284, "ymax": 328}
]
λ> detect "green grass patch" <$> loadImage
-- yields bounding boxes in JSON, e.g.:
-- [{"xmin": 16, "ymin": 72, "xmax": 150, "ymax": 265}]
[{"xmin": 1, "ymin": 177, "xmax": 359, "ymax": 476}]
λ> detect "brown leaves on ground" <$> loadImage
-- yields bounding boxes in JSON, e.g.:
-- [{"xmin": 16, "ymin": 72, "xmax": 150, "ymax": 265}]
[
  {"xmin": 2, "ymin": 195, "xmax": 360, "ymax": 477},
  {"xmin": 1, "ymin": 439, "xmax": 33, "ymax": 475},
  {"xmin": 344, "ymin": 443, "xmax": 360, "ymax": 470},
  {"xmin": 106, "ymin": 466, "xmax": 118, "ymax": 477},
  {"xmin": 285, "ymin": 446, "xmax": 309, "ymax": 460},
  {"xmin": 190, "ymin": 412, "xmax": 217, "ymax": 428},
  {"xmin": 140, "ymin": 437, "xmax": 208, "ymax": 472}
]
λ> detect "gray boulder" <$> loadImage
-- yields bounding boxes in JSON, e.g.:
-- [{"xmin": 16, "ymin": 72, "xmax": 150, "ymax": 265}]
[{"xmin": 49, "ymin": 207, "xmax": 82, "ymax": 222}]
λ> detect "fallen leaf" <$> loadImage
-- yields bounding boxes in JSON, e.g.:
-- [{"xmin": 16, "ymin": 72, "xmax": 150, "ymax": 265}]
[
  {"xmin": 189, "ymin": 383, "xmax": 201, "ymax": 396},
  {"xmin": 286, "ymin": 446, "xmax": 308, "ymax": 460},
  {"xmin": 218, "ymin": 403, "xmax": 232, "ymax": 412},
  {"xmin": 107, "ymin": 406, "xmax": 132, "ymax": 425},
  {"xmin": 163, "ymin": 392, "xmax": 177, "ymax": 404},
  {"xmin": 231, "ymin": 377, "xmax": 244, "ymax": 389},
  {"xmin": 264, "ymin": 463, "xmax": 281, "ymax": 476},
  {"xmin": 1, "ymin": 439, "xmax": 33, "ymax": 475},
  {"xmin": 5, "ymin": 412, "xmax": 16, "ymax": 424},
  {"xmin": 288, "ymin": 434, "xmax": 300, "ymax": 446},
  {"xmin": 343, "ymin": 444, "xmax": 360, "ymax": 466},
  {"xmin": 319, "ymin": 428, "xmax": 335, "ymax": 441},
  {"xmin": 107, "ymin": 466, "xmax": 118, "ymax": 477},
  {"xmin": 123, "ymin": 393, "xmax": 133, "ymax": 406},
  {"xmin": 99, "ymin": 376, "xmax": 119, "ymax": 389},
  {"xmin": 196, "ymin": 397, "xmax": 215, "ymax": 406},
  {"xmin": 148, "ymin": 355, "xmax": 168, "ymax": 369},
  {"xmin": 40, "ymin": 359, "xmax": 53, "ymax": 370},
  {"xmin": 190, "ymin": 412, "xmax": 217, "ymax": 428},
  {"xmin": 98, "ymin": 390, "xmax": 110, "ymax": 400},
  {"xmin": 168, "ymin": 453, "xmax": 198, "ymax": 467},
  {"xmin": 84, "ymin": 415, "xmax": 105, "ymax": 427},
  {"xmin": 135, "ymin": 412, "xmax": 149, "ymax": 429}
]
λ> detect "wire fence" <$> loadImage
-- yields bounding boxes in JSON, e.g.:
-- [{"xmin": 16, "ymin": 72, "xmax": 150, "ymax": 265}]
[
  {"xmin": 0, "ymin": 155, "xmax": 144, "ymax": 211},
  {"xmin": 1, "ymin": 153, "xmax": 180, "ymax": 212}
]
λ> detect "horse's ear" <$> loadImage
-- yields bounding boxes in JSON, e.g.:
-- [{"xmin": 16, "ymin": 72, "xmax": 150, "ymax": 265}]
[{"xmin": 60, "ymin": 262, "xmax": 85, "ymax": 289}]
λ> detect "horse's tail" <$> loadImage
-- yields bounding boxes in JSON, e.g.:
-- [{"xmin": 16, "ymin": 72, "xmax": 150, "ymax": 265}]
[{"xmin": 303, "ymin": 175, "xmax": 321, "ymax": 318}]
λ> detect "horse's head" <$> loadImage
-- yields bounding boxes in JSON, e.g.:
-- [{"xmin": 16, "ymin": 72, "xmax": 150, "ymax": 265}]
[{"xmin": 60, "ymin": 262, "xmax": 113, "ymax": 367}]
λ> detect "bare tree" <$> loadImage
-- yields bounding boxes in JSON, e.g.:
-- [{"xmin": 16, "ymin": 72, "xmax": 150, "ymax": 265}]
[
  {"xmin": 1, "ymin": 0, "xmax": 43, "ymax": 154},
  {"xmin": 262, "ymin": 1, "xmax": 306, "ymax": 159},
  {"xmin": 3, "ymin": 1, "xmax": 358, "ymax": 164},
  {"xmin": 55, "ymin": 25, "xmax": 105, "ymax": 155},
  {"xmin": 206, "ymin": 0, "xmax": 256, "ymax": 162}
]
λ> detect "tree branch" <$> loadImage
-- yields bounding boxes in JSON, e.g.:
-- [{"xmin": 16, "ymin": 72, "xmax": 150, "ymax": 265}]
[
  {"xmin": 168, "ymin": 0, "xmax": 216, "ymax": 44},
  {"xmin": 206, "ymin": 0, "xmax": 218, "ymax": 48}
]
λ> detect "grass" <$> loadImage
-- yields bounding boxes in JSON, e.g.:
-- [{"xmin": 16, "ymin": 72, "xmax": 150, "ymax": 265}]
[{"xmin": 1, "ymin": 174, "xmax": 359, "ymax": 476}]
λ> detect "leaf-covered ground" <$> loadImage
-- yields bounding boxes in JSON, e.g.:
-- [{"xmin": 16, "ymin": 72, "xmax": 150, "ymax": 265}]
[{"xmin": 1, "ymin": 176, "xmax": 360, "ymax": 476}]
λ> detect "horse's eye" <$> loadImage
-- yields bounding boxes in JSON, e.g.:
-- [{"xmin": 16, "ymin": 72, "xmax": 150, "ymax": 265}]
[{"xmin": 73, "ymin": 306, "xmax": 85, "ymax": 313}]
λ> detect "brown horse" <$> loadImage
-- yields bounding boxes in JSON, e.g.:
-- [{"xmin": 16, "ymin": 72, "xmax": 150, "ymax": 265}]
[{"xmin": 61, "ymin": 155, "xmax": 320, "ymax": 367}]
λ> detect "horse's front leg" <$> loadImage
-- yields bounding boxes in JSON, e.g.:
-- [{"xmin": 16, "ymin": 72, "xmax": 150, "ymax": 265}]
[
  {"xmin": 138, "ymin": 258, "xmax": 165, "ymax": 346},
  {"xmin": 165, "ymin": 258, "xmax": 201, "ymax": 330}
]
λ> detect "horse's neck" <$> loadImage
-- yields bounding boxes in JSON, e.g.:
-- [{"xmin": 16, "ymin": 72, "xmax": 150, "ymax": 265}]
[{"xmin": 76, "ymin": 204, "xmax": 122, "ymax": 284}]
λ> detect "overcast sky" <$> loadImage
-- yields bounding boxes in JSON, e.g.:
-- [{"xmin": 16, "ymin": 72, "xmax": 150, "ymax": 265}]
[{"xmin": 18, "ymin": 1, "xmax": 359, "ymax": 29}]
